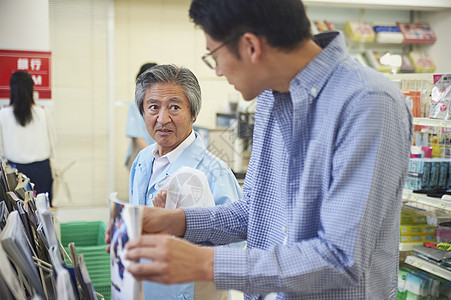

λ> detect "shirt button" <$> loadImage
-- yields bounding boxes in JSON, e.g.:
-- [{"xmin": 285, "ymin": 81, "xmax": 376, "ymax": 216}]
[
  {"xmin": 282, "ymin": 226, "xmax": 287, "ymax": 232},
  {"xmin": 310, "ymin": 87, "xmax": 317, "ymax": 97}
]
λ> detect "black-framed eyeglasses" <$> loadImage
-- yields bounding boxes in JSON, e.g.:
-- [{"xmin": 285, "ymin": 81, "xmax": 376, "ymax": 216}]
[{"xmin": 201, "ymin": 34, "xmax": 243, "ymax": 70}]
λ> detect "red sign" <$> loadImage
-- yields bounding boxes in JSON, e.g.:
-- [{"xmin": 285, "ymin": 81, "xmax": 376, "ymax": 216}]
[{"xmin": 0, "ymin": 49, "xmax": 51, "ymax": 99}]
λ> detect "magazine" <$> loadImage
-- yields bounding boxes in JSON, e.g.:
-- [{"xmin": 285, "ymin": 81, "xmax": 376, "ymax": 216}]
[
  {"xmin": 109, "ymin": 193, "xmax": 143, "ymax": 300},
  {"xmin": 0, "ymin": 210, "xmax": 45, "ymax": 298}
]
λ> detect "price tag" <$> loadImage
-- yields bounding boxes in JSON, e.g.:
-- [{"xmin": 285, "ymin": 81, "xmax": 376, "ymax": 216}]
[
  {"xmin": 411, "ymin": 196, "xmax": 418, "ymax": 202},
  {"xmin": 407, "ymin": 257, "xmax": 422, "ymax": 268},
  {"xmin": 439, "ymin": 203, "xmax": 446, "ymax": 208},
  {"xmin": 413, "ymin": 261, "xmax": 422, "ymax": 268},
  {"xmin": 413, "ymin": 119, "xmax": 420, "ymax": 125},
  {"xmin": 439, "ymin": 121, "xmax": 447, "ymax": 127}
]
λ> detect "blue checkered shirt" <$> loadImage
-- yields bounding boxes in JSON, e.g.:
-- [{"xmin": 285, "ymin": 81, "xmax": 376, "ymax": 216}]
[{"xmin": 183, "ymin": 31, "xmax": 412, "ymax": 299}]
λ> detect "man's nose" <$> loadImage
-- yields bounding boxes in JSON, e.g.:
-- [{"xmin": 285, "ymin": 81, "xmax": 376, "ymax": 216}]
[
  {"xmin": 215, "ymin": 65, "xmax": 223, "ymax": 77},
  {"xmin": 157, "ymin": 108, "xmax": 171, "ymax": 124}
]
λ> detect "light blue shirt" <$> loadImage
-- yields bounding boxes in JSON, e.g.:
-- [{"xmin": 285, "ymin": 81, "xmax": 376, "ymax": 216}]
[
  {"xmin": 129, "ymin": 131, "xmax": 242, "ymax": 300},
  {"xmin": 125, "ymin": 100, "xmax": 155, "ymax": 165},
  {"xmin": 183, "ymin": 31, "xmax": 412, "ymax": 299}
]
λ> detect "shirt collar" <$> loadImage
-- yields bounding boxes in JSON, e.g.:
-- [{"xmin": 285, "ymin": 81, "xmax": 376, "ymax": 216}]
[
  {"xmin": 152, "ymin": 130, "xmax": 196, "ymax": 163},
  {"xmin": 289, "ymin": 31, "xmax": 348, "ymax": 98}
]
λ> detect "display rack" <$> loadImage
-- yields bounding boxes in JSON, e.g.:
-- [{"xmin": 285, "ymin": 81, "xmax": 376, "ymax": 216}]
[
  {"xmin": 386, "ymin": 73, "xmax": 434, "ymax": 91},
  {"xmin": 304, "ymin": 0, "xmax": 451, "ymax": 10},
  {"xmin": 404, "ymin": 190, "xmax": 451, "ymax": 211},
  {"xmin": 412, "ymin": 118, "xmax": 451, "ymax": 128},
  {"xmin": 399, "ymin": 243, "xmax": 423, "ymax": 252},
  {"xmin": 405, "ymin": 255, "xmax": 451, "ymax": 281}
]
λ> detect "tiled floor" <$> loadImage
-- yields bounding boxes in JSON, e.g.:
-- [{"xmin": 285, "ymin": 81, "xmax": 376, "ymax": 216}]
[{"xmin": 54, "ymin": 206, "xmax": 244, "ymax": 300}]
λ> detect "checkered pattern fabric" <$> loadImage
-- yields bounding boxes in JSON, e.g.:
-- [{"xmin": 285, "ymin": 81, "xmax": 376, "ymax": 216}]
[{"xmin": 184, "ymin": 31, "xmax": 412, "ymax": 299}]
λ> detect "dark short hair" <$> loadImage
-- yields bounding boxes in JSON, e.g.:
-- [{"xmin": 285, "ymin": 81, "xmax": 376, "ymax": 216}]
[
  {"xmin": 135, "ymin": 64, "xmax": 201, "ymax": 122},
  {"xmin": 189, "ymin": 0, "xmax": 312, "ymax": 56}
]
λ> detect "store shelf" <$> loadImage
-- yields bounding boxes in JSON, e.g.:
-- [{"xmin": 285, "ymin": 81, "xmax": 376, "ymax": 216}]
[
  {"xmin": 404, "ymin": 190, "xmax": 451, "ymax": 212},
  {"xmin": 304, "ymin": 0, "xmax": 451, "ymax": 11},
  {"xmin": 405, "ymin": 255, "xmax": 451, "ymax": 280},
  {"xmin": 412, "ymin": 117, "xmax": 451, "ymax": 128},
  {"xmin": 399, "ymin": 243, "xmax": 423, "ymax": 252}
]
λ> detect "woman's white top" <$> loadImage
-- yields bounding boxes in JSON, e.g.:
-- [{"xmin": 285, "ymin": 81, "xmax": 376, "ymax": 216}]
[{"xmin": 0, "ymin": 105, "xmax": 56, "ymax": 164}]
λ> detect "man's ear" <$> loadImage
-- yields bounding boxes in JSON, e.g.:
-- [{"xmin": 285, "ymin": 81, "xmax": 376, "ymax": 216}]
[{"xmin": 241, "ymin": 32, "xmax": 262, "ymax": 64}]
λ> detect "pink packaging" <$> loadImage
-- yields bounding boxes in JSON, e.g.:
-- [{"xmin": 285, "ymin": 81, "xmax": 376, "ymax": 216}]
[
  {"xmin": 436, "ymin": 229, "xmax": 451, "ymax": 243},
  {"xmin": 421, "ymin": 146, "xmax": 433, "ymax": 158}
]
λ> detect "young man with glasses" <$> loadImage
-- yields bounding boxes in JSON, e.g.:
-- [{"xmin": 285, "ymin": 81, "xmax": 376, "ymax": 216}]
[{"xmin": 123, "ymin": 0, "xmax": 412, "ymax": 299}]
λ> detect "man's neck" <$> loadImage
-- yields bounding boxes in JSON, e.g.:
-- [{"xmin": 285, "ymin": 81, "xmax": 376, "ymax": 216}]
[{"xmin": 265, "ymin": 39, "xmax": 322, "ymax": 93}]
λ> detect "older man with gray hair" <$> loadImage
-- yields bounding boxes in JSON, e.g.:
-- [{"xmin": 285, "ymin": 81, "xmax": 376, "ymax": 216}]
[{"xmin": 129, "ymin": 64, "xmax": 241, "ymax": 300}]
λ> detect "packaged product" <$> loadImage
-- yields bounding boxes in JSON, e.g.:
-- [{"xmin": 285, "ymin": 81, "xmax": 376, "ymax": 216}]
[
  {"xmin": 409, "ymin": 52, "xmax": 436, "ymax": 73},
  {"xmin": 400, "ymin": 54, "xmax": 415, "ymax": 73},
  {"xmin": 397, "ymin": 22, "xmax": 436, "ymax": 44},
  {"xmin": 312, "ymin": 20, "xmax": 336, "ymax": 33},
  {"xmin": 402, "ymin": 90, "xmax": 421, "ymax": 130},
  {"xmin": 364, "ymin": 50, "xmax": 398, "ymax": 73},
  {"xmin": 400, "ymin": 224, "xmax": 436, "ymax": 235},
  {"xmin": 373, "ymin": 24, "xmax": 403, "ymax": 44},
  {"xmin": 429, "ymin": 74, "xmax": 451, "ymax": 119},
  {"xmin": 345, "ymin": 21, "xmax": 375, "ymax": 43}
]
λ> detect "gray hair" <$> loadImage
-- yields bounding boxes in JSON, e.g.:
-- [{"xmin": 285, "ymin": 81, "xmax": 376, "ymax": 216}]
[{"xmin": 135, "ymin": 64, "xmax": 202, "ymax": 122}]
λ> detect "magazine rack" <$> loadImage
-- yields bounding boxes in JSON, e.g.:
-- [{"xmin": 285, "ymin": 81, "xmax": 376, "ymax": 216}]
[{"xmin": 0, "ymin": 162, "xmax": 102, "ymax": 299}]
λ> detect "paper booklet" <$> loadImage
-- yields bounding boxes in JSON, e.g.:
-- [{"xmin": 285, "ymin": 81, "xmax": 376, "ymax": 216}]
[
  {"xmin": 109, "ymin": 193, "xmax": 143, "ymax": 300},
  {"xmin": 0, "ymin": 241, "xmax": 26, "ymax": 299},
  {"xmin": 0, "ymin": 210, "xmax": 45, "ymax": 298}
]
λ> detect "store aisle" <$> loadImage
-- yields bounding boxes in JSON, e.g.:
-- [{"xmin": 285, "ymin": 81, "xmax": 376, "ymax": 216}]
[{"xmin": 54, "ymin": 206, "xmax": 244, "ymax": 300}]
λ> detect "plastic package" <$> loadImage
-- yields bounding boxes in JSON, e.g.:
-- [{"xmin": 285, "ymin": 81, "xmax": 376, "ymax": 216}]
[
  {"xmin": 429, "ymin": 74, "xmax": 451, "ymax": 119},
  {"xmin": 397, "ymin": 22, "xmax": 436, "ymax": 44},
  {"xmin": 373, "ymin": 24, "xmax": 403, "ymax": 44},
  {"xmin": 156, "ymin": 167, "xmax": 215, "ymax": 209},
  {"xmin": 345, "ymin": 21, "xmax": 375, "ymax": 43},
  {"xmin": 409, "ymin": 52, "xmax": 436, "ymax": 73}
]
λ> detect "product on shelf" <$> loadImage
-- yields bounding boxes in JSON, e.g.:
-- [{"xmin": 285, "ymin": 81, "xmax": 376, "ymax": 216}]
[
  {"xmin": 405, "ymin": 158, "xmax": 451, "ymax": 191},
  {"xmin": 364, "ymin": 50, "xmax": 399, "ymax": 73},
  {"xmin": 436, "ymin": 228, "xmax": 451, "ymax": 243},
  {"xmin": 409, "ymin": 52, "xmax": 436, "ymax": 74},
  {"xmin": 401, "ymin": 212, "xmax": 427, "ymax": 225},
  {"xmin": 373, "ymin": 24, "xmax": 403, "ymax": 44},
  {"xmin": 402, "ymin": 90, "xmax": 421, "ymax": 130},
  {"xmin": 429, "ymin": 74, "xmax": 451, "ymax": 119},
  {"xmin": 401, "ymin": 224, "xmax": 436, "ymax": 235},
  {"xmin": 399, "ymin": 55, "xmax": 415, "ymax": 73},
  {"xmin": 400, "ymin": 208, "xmax": 436, "ymax": 243},
  {"xmin": 398, "ymin": 266, "xmax": 450, "ymax": 299},
  {"xmin": 312, "ymin": 20, "xmax": 335, "ymax": 32},
  {"xmin": 397, "ymin": 22, "xmax": 437, "ymax": 44},
  {"xmin": 401, "ymin": 235, "xmax": 436, "ymax": 243},
  {"xmin": 345, "ymin": 21, "xmax": 375, "ymax": 43}
]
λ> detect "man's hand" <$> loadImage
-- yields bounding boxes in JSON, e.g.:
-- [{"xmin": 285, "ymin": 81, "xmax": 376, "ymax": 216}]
[
  {"xmin": 152, "ymin": 190, "xmax": 167, "ymax": 208},
  {"xmin": 141, "ymin": 206, "xmax": 186, "ymax": 237},
  {"xmin": 106, "ymin": 206, "xmax": 186, "ymax": 253},
  {"xmin": 125, "ymin": 234, "xmax": 214, "ymax": 284}
]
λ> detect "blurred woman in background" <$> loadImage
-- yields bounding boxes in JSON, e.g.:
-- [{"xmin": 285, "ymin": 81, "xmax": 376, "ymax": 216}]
[{"xmin": 0, "ymin": 71, "xmax": 56, "ymax": 206}]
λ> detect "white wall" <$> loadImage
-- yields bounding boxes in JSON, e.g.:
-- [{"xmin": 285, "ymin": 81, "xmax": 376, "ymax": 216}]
[
  {"xmin": 48, "ymin": 0, "xmax": 109, "ymax": 206},
  {"xmin": 420, "ymin": 10, "xmax": 451, "ymax": 73},
  {"xmin": 0, "ymin": 0, "xmax": 49, "ymax": 51}
]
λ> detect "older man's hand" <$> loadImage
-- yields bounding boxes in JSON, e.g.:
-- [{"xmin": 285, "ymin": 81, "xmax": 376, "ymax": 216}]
[
  {"xmin": 152, "ymin": 190, "xmax": 167, "ymax": 208},
  {"xmin": 125, "ymin": 234, "xmax": 214, "ymax": 284}
]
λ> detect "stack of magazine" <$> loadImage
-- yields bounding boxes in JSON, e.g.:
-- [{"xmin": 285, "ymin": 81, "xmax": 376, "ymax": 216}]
[{"xmin": 0, "ymin": 161, "xmax": 98, "ymax": 300}]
